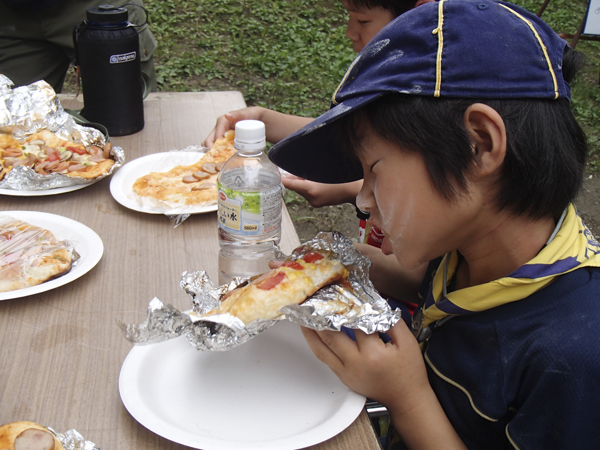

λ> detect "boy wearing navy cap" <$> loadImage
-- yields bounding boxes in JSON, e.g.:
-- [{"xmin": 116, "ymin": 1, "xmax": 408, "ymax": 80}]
[{"xmin": 269, "ymin": 0, "xmax": 600, "ymax": 448}]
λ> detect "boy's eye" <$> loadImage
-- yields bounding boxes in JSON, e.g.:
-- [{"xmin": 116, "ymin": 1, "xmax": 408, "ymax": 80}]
[{"xmin": 358, "ymin": 20, "xmax": 370, "ymax": 25}]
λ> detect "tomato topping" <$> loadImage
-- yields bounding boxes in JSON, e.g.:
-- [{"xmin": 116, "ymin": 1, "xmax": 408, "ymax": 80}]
[
  {"xmin": 302, "ymin": 252, "xmax": 324, "ymax": 263},
  {"xmin": 46, "ymin": 153, "xmax": 60, "ymax": 162},
  {"xmin": 68, "ymin": 146, "xmax": 87, "ymax": 155},
  {"xmin": 282, "ymin": 261, "xmax": 303, "ymax": 270},
  {"xmin": 258, "ymin": 271, "xmax": 286, "ymax": 290}
]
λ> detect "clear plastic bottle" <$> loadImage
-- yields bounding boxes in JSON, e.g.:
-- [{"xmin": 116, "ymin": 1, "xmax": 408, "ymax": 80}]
[{"xmin": 217, "ymin": 120, "xmax": 282, "ymax": 284}]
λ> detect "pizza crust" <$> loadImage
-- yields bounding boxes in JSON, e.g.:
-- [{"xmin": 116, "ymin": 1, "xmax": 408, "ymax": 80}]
[
  {"xmin": 204, "ymin": 253, "xmax": 346, "ymax": 324},
  {"xmin": 132, "ymin": 131, "xmax": 236, "ymax": 207},
  {"xmin": 0, "ymin": 218, "xmax": 73, "ymax": 293}
]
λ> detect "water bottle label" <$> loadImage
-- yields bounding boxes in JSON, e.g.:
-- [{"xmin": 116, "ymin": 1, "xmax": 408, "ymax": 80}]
[{"xmin": 218, "ymin": 183, "xmax": 282, "ymax": 236}]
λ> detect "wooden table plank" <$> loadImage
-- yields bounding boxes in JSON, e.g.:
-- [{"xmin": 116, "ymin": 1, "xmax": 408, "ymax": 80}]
[{"xmin": 0, "ymin": 92, "xmax": 379, "ymax": 450}]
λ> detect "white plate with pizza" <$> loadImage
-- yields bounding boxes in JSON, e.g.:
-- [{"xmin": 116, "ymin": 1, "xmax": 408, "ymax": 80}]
[
  {"xmin": 0, "ymin": 211, "xmax": 104, "ymax": 301},
  {"xmin": 119, "ymin": 320, "xmax": 366, "ymax": 450},
  {"xmin": 109, "ymin": 152, "xmax": 220, "ymax": 215},
  {"xmin": 110, "ymin": 133, "xmax": 236, "ymax": 215}
]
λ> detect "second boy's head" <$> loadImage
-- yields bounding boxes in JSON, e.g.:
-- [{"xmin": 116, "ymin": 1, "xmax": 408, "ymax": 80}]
[
  {"xmin": 343, "ymin": 0, "xmax": 433, "ymax": 52},
  {"xmin": 270, "ymin": 0, "xmax": 587, "ymax": 266}
]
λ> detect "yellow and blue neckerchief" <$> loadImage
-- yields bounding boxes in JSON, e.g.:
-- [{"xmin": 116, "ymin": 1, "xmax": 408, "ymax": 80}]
[{"xmin": 413, "ymin": 204, "xmax": 600, "ymax": 341}]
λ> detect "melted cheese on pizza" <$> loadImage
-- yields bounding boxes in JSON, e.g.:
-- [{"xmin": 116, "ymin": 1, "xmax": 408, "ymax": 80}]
[
  {"xmin": 131, "ymin": 131, "xmax": 236, "ymax": 207},
  {"xmin": 205, "ymin": 252, "xmax": 346, "ymax": 324},
  {"xmin": 0, "ymin": 217, "xmax": 73, "ymax": 293}
]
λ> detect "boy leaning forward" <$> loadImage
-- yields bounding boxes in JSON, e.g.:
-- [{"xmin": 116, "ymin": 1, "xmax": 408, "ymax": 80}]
[{"xmin": 269, "ymin": 0, "xmax": 600, "ymax": 448}]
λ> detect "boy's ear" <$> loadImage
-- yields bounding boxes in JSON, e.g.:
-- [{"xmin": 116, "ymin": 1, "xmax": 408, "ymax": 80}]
[{"xmin": 463, "ymin": 103, "xmax": 507, "ymax": 178}]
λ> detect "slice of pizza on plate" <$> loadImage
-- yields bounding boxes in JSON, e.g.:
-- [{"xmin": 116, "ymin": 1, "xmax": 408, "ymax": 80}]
[
  {"xmin": 0, "ymin": 129, "xmax": 115, "ymax": 181},
  {"xmin": 131, "ymin": 131, "xmax": 236, "ymax": 208},
  {"xmin": 0, "ymin": 216, "xmax": 74, "ymax": 293},
  {"xmin": 203, "ymin": 251, "xmax": 347, "ymax": 324}
]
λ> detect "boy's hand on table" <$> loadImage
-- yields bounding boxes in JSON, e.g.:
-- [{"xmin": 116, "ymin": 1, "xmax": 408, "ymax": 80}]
[
  {"xmin": 203, "ymin": 107, "xmax": 262, "ymax": 148},
  {"xmin": 203, "ymin": 107, "xmax": 313, "ymax": 148}
]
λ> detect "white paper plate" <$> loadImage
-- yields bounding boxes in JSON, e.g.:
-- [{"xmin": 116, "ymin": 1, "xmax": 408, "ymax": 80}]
[
  {"xmin": 0, "ymin": 183, "xmax": 92, "ymax": 197},
  {"xmin": 109, "ymin": 152, "xmax": 217, "ymax": 215},
  {"xmin": 119, "ymin": 320, "xmax": 366, "ymax": 450},
  {"xmin": 0, "ymin": 211, "xmax": 104, "ymax": 301}
]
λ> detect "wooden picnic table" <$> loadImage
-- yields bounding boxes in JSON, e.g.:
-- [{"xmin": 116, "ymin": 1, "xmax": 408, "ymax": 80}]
[{"xmin": 0, "ymin": 92, "xmax": 380, "ymax": 450}]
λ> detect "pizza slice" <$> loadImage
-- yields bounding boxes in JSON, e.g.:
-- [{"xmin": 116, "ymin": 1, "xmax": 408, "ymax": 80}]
[
  {"xmin": 131, "ymin": 130, "xmax": 236, "ymax": 207},
  {"xmin": 204, "ymin": 251, "xmax": 347, "ymax": 324},
  {"xmin": 0, "ymin": 217, "xmax": 74, "ymax": 293},
  {"xmin": 0, "ymin": 129, "xmax": 115, "ymax": 181},
  {"xmin": 0, "ymin": 421, "xmax": 65, "ymax": 450}
]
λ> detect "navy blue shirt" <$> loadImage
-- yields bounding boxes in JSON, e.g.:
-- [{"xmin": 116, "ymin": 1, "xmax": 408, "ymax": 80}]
[{"xmin": 424, "ymin": 266, "xmax": 600, "ymax": 448}]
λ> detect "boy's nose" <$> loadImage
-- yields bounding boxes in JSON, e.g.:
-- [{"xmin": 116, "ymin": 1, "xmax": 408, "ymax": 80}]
[{"xmin": 345, "ymin": 21, "xmax": 358, "ymax": 41}]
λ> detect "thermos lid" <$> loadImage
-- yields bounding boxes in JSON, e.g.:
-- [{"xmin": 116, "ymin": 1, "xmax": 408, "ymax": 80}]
[
  {"xmin": 86, "ymin": 5, "xmax": 129, "ymax": 24},
  {"xmin": 234, "ymin": 120, "xmax": 266, "ymax": 153}
]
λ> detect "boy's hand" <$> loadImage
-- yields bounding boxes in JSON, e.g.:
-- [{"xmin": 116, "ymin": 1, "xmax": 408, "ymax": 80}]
[
  {"xmin": 203, "ymin": 108, "xmax": 263, "ymax": 148},
  {"xmin": 300, "ymin": 322, "xmax": 430, "ymax": 416}
]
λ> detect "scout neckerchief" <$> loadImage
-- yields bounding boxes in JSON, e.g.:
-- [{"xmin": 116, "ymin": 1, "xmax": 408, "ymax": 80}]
[{"xmin": 412, "ymin": 204, "xmax": 600, "ymax": 343}]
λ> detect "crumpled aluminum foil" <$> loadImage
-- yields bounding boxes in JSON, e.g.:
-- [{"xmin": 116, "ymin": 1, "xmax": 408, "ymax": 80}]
[
  {"xmin": 0, "ymin": 75, "xmax": 124, "ymax": 191},
  {"xmin": 47, "ymin": 427, "xmax": 99, "ymax": 450},
  {"xmin": 120, "ymin": 231, "xmax": 402, "ymax": 351}
]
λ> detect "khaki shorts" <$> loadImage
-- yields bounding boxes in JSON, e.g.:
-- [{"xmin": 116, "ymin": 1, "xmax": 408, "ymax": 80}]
[{"xmin": 0, "ymin": 0, "xmax": 157, "ymax": 92}]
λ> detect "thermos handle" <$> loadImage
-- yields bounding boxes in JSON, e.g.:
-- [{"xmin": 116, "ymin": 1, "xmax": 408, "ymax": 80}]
[
  {"xmin": 123, "ymin": 2, "xmax": 149, "ymax": 28},
  {"xmin": 72, "ymin": 21, "xmax": 88, "ymax": 69}
]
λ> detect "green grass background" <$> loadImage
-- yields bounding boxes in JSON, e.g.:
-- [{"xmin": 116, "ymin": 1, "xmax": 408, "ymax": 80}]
[{"xmin": 145, "ymin": 0, "xmax": 600, "ymax": 172}]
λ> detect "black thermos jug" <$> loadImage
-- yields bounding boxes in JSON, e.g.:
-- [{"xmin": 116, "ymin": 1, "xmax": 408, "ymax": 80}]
[{"xmin": 73, "ymin": 4, "xmax": 145, "ymax": 136}]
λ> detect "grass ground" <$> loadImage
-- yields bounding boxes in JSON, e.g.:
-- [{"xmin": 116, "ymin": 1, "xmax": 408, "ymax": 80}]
[
  {"xmin": 65, "ymin": 0, "xmax": 597, "ymax": 240},
  {"xmin": 143, "ymin": 0, "xmax": 600, "ymax": 171}
]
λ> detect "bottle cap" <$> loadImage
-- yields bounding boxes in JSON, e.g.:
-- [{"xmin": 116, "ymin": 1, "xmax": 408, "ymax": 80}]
[
  {"xmin": 234, "ymin": 120, "xmax": 266, "ymax": 153},
  {"xmin": 86, "ymin": 5, "xmax": 129, "ymax": 25}
]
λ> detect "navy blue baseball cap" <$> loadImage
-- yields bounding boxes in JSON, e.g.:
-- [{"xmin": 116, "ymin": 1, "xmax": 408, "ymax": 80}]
[{"xmin": 268, "ymin": 0, "xmax": 572, "ymax": 183}]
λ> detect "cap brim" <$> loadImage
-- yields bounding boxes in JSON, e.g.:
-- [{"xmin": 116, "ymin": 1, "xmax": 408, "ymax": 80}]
[{"xmin": 268, "ymin": 93, "xmax": 381, "ymax": 184}]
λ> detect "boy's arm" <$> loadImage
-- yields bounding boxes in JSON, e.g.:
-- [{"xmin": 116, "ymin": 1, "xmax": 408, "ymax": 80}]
[
  {"xmin": 282, "ymin": 177, "xmax": 362, "ymax": 207},
  {"xmin": 301, "ymin": 322, "xmax": 467, "ymax": 450},
  {"xmin": 203, "ymin": 106, "xmax": 313, "ymax": 147},
  {"xmin": 355, "ymin": 243, "xmax": 427, "ymax": 303}
]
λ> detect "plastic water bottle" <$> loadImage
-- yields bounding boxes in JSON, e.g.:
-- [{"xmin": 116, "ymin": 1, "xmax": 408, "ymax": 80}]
[{"xmin": 217, "ymin": 120, "xmax": 283, "ymax": 285}]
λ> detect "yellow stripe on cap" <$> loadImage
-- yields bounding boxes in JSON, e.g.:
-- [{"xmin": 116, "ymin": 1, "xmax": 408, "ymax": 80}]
[
  {"xmin": 331, "ymin": 55, "xmax": 362, "ymax": 106},
  {"xmin": 499, "ymin": 3, "xmax": 560, "ymax": 99},
  {"xmin": 433, "ymin": 0, "xmax": 447, "ymax": 97}
]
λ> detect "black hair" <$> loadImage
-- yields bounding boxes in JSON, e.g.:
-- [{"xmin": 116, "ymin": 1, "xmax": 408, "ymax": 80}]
[
  {"xmin": 338, "ymin": 47, "xmax": 587, "ymax": 221},
  {"xmin": 344, "ymin": 0, "xmax": 420, "ymax": 17}
]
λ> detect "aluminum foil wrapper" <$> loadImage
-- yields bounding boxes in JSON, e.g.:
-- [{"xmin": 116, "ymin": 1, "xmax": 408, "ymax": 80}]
[
  {"xmin": 120, "ymin": 232, "xmax": 402, "ymax": 351},
  {"xmin": 47, "ymin": 427, "xmax": 99, "ymax": 450},
  {"xmin": 0, "ymin": 76, "xmax": 124, "ymax": 191}
]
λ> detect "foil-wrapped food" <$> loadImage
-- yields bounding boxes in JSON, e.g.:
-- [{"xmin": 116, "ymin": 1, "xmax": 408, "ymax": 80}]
[
  {"xmin": 120, "ymin": 232, "xmax": 402, "ymax": 351},
  {"xmin": 0, "ymin": 75, "xmax": 124, "ymax": 191}
]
